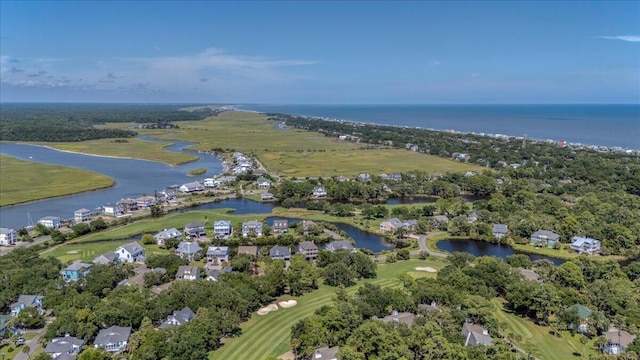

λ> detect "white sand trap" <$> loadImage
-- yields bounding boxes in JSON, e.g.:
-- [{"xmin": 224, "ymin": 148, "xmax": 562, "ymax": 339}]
[
  {"xmin": 257, "ymin": 303, "xmax": 279, "ymax": 315},
  {"xmin": 67, "ymin": 250, "xmax": 80, "ymax": 254},
  {"xmin": 415, "ymin": 266, "xmax": 438, "ymax": 273},
  {"xmin": 278, "ymin": 300, "xmax": 298, "ymax": 308}
]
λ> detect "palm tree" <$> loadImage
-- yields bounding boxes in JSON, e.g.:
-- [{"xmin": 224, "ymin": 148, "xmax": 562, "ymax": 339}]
[{"xmin": 21, "ymin": 345, "xmax": 31, "ymax": 360}]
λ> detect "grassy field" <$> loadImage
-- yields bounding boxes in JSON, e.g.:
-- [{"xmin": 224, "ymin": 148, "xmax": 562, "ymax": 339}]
[
  {"xmin": 41, "ymin": 239, "xmax": 170, "ymax": 264},
  {"xmin": 210, "ymin": 258, "xmax": 448, "ymax": 360},
  {"xmin": 0, "ymin": 154, "xmax": 115, "ymax": 207},
  {"xmin": 41, "ymin": 137, "xmax": 196, "ymax": 166}
]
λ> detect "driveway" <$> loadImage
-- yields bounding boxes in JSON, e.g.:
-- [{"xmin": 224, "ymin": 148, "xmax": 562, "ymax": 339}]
[
  {"xmin": 411, "ymin": 232, "xmax": 449, "ymax": 258},
  {"xmin": 12, "ymin": 329, "xmax": 45, "ymax": 360}
]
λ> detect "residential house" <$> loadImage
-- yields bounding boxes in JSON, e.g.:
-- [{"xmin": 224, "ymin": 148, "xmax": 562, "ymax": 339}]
[
  {"xmin": 175, "ymin": 265, "xmax": 200, "ymax": 281},
  {"xmin": 530, "ymin": 230, "xmax": 561, "ymax": 248},
  {"xmin": 313, "ymin": 346, "xmax": 340, "ymax": 360},
  {"xmin": 203, "ymin": 178, "xmax": 216, "ymax": 188},
  {"xmin": 179, "ymin": 181, "xmax": 204, "ymax": 193},
  {"xmin": 302, "ymin": 220, "xmax": 316, "ymax": 236},
  {"xmin": 269, "ymin": 245, "xmax": 291, "ymax": 260},
  {"xmin": 256, "ymin": 176, "xmax": 272, "ymax": 189},
  {"xmin": 379, "ymin": 218, "xmax": 405, "ymax": 233},
  {"xmin": 432, "ymin": 215, "xmax": 449, "ymax": 224},
  {"xmin": 206, "ymin": 246, "xmax": 229, "ymax": 264},
  {"xmin": 570, "ymin": 236, "xmax": 601, "ymax": 255},
  {"xmin": 518, "ymin": 268, "xmax": 541, "ymax": 282},
  {"xmin": 135, "ymin": 195, "xmax": 156, "ymax": 209},
  {"xmin": 272, "ymin": 219, "xmax": 289, "ymax": 236},
  {"xmin": 357, "ymin": 173, "xmax": 371, "ymax": 182},
  {"xmin": 38, "ymin": 216, "xmax": 61, "ymax": 229},
  {"xmin": 102, "ymin": 204, "xmax": 119, "ymax": 216},
  {"xmin": 61, "ymin": 262, "xmax": 92, "ymax": 281},
  {"xmin": 566, "ymin": 304, "xmax": 593, "ymax": 333},
  {"xmin": 0, "ymin": 227, "xmax": 17, "ymax": 246},
  {"xmin": 462, "ymin": 322, "xmax": 493, "ymax": 346},
  {"xmin": 176, "ymin": 241, "xmax": 202, "ymax": 261},
  {"xmin": 94, "ymin": 326, "xmax": 131, "ymax": 353},
  {"xmin": 492, "ymin": 224, "xmax": 508, "ymax": 239},
  {"xmin": 602, "ymin": 328, "xmax": 637, "ymax": 355},
  {"xmin": 154, "ymin": 228, "xmax": 182, "ymax": 247},
  {"xmin": 184, "ymin": 222, "xmax": 206, "ymax": 238},
  {"xmin": 159, "ymin": 307, "xmax": 196, "ymax": 328},
  {"xmin": 237, "ymin": 246, "xmax": 258, "ymax": 258},
  {"xmin": 467, "ymin": 210, "xmax": 482, "ymax": 223},
  {"xmin": 312, "ymin": 186, "xmax": 327, "ymax": 197},
  {"xmin": 206, "ymin": 266, "xmax": 232, "ymax": 282},
  {"xmin": 158, "ymin": 188, "xmax": 177, "ymax": 202},
  {"xmin": 74, "ymin": 208, "xmax": 93, "ymax": 222},
  {"xmin": 389, "ymin": 173, "xmax": 402, "ymax": 181},
  {"xmin": 93, "ymin": 251, "xmax": 120, "ymax": 266},
  {"xmin": 116, "ymin": 242, "xmax": 146, "ymax": 263},
  {"xmin": 10, "ymin": 295, "xmax": 44, "ymax": 316},
  {"xmin": 118, "ymin": 267, "xmax": 166, "ymax": 287},
  {"xmin": 45, "ymin": 334, "xmax": 85, "ymax": 359},
  {"xmin": 380, "ymin": 310, "xmax": 416, "ymax": 327},
  {"xmin": 117, "ymin": 198, "xmax": 138, "ymax": 213},
  {"xmin": 213, "ymin": 220, "xmax": 232, "ymax": 238},
  {"xmin": 326, "ymin": 240, "xmax": 356, "ymax": 253},
  {"xmin": 253, "ymin": 169, "xmax": 266, "ymax": 176},
  {"xmin": 298, "ymin": 241, "xmax": 319, "ymax": 259},
  {"xmin": 242, "ymin": 221, "xmax": 263, "ymax": 237},
  {"xmin": 261, "ymin": 192, "xmax": 274, "ymax": 201}
]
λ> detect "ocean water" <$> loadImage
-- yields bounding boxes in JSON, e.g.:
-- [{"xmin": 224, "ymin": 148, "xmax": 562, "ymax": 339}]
[{"xmin": 235, "ymin": 104, "xmax": 640, "ymax": 150}]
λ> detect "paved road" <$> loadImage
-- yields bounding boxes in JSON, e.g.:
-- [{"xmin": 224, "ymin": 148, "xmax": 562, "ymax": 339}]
[
  {"xmin": 13, "ymin": 329, "xmax": 44, "ymax": 360},
  {"xmin": 412, "ymin": 232, "xmax": 449, "ymax": 258}
]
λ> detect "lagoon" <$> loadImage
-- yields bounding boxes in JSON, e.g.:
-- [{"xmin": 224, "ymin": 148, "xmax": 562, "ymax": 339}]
[{"xmin": 437, "ymin": 238, "xmax": 566, "ymax": 265}]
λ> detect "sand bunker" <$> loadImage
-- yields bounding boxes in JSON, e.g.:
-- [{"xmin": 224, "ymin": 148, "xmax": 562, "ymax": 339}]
[
  {"xmin": 257, "ymin": 303, "xmax": 279, "ymax": 315},
  {"xmin": 67, "ymin": 250, "xmax": 80, "ymax": 254},
  {"xmin": 415, "ymin": 266, "xmax": 437, "ymax": 273},
  {"xmin": 278, "ymin": 300, "xmax": 298, "ymax": 308}
]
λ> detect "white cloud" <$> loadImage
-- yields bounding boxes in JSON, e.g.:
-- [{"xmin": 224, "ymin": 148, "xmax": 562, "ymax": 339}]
[{"xmin": 595, "ymin": 35, "xmax": 640, "ymax": 42}]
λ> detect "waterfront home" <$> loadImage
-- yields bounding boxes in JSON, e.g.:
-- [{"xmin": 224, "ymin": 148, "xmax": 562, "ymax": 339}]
[
  {"xmin": 566, "ymin": 303, "xmax": 593, "ymax": 333},
  {"xmin": 269, "ymin": 245, "xmax": 291, "ymax": 260},
  {"xmin": 175, "ymin": 265, "xmax": 200, "ymax": 281},
  {"xmin": 380, "ymin": 218, "xmax": 404, "ymax": 233},
  {"xmin": 10, "ymin": 295, "xmax": 44, "ymax": 316},
  {"xmin": 94, "ymin": 325, "xmax": 131, "ymax": 353},
  {"xmin": 102, "ymin": 204, "xmax": 119, "ymax": 216},
  {"xmin": 203, "ymin": 178, "xmax": 216, "ymax": 188},
  {"xmin": 312, "ymin": 186, "xmax": 327, "ymax": 197},
  {"xmin": 462, "ymin": 322, "xmax": 493, "ymax": 346},
  {"xmin": 261, "ymin": 192, "xmax": 274, "ymax": 201},
  {"xmin": 206, "ymin": 246, "xmax": 229, "ymax": 264},
  {"xmin": 237, "ymin": 245, "xmax": 258, "ymax": 258},
  {"xmin": 179, "ymin": 181, "xmax": 204, "ymax": 193},
  {"xmin": 135, "ymin": 195, "xmax": 156, "ymax": 209},
  {"xmin": 93, "ymin": 251, "xmax": 120, "ymax": 266},
  {"xmin": 357, "ymin": 173, "xmax": 371, "ymax": 182},
  {"xmin": 256, "ymin": 176, "xmax": 272, "ymax": 189},
  {"xmin": 530, "ymin": 230, "xmax": 560, "ymax": 248},
  {"xmin": 389, "ymin": 173, "xmax": 402, "ymax": 181},
  {"xmin": 602, "ymin": 328, "xmax": 637, "ymax": 355},
  {"xmin": 492, "ymin": 224, "xmax": 508, "ymax": 239},
  {"xmin": 38, "ymin": 216, "xmax": 61, "ymax": 229},
  {"xmin": 184, "ymin": 222, "xmax": 206, "ymax": 238},
  {"xmin": 380, "ymin": 310, "xmax": 416, "ymax": 327},
  {"xmin": 213, "ymin": 220, "xmax": 232, "ymax": 238},
  {"xmin": 313, "ymin": 347, "xmax": 340, "ymax": 360},
  {"xmin": 206, "ymin": 266, "xmax": 232, "ymax": 282},
  {"xmin": 0, "ymin": 227, "xmax": 17, "ymax": 246},
  {"xmin": 116, "ymin": 242, "xmax": 145, "ymax": 263},
  {"xmin": 74, "ymin": 208, "xmax": 93, "ymax": 222},
  {"xmin": 326, "ymin": 240, "xmax": 356, "ymax": 253},
  {"xmin": 45, "ymin": 334, "xmax": 85, "ymax": 359},
  {"xmin": 570, "ymin": 236, "xmax": 601, "ymax": 255},
  {"xmin": 176, "ymin": 241, "xmax": 202, "ymax": 261},
  {"xmin": 154, "ymin": 228, "xmax": 182, "ymax": 247},
  {"xmin": 215, "ymin": 176, "xmax": 237, "ymax": 185},
  {"xmin": 158, "ymin": 188, "xmax": 177, "ymax": 202},
  {"xmin": 272, "ymin": 219, "xmax": 289, "ymax": 236},
  {"xmin": 117, "ymin": 198, "xmax": 138, "ymax": 213},
  {"xmin": 242, "ymin": 220, "xmax": 263, "ymax": 237},
  {"xmin": 298, "ymin": 241, "xmax": 319, "ymax": 259},
  {"xmin": 159, "ymin": 307, "xmax": 196, "ymax": 328},
  {"xmin": 61, "ymin": 262, "xmax": 92, "ymax": 281}
]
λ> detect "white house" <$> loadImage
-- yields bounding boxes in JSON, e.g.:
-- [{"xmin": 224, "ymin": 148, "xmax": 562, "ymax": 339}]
[
  {"xmin": 312, "ymin": 186, "xmax": 327, "ymax": 197},
  {"xmin": 203, "ymin": 178, "xmax": 216, "ymax": 188},
  {"xmin": 38, "ymin": 216, "xmax": 61, "ymax": 229},
  {"xmin": 242, "ymin": 221, "xmax": 263, "ymax": 237},
  {"xmin": 116, "ymin": 242, "xmax": 146, "ymax": 263},
  {"xmin": 176, "ymin": 241, "xmax": 202, "ymax": 261},
  {"xmin": 213, "ymin": 220, "xmax": 232, "ymax": 238},
  {"xmin": 256, "ymin": 177, "xmax": 272, "ymax": 189},
  {"xmin": 74, "ymin": 208, "xmax": 93, "ymax": 222},
  {"xmin": 175, "ymin": 266, "xmax": 200, "ymax": 281},
  {"xmin": 44, "ymin": 334, "xmax": 85, "ymax": 359},
  {"xmin": 0, "ymin": 228, "xmax": 17, "ymax": 246},
  {"xmin": 570, "ymin": 236, "xmax": 601, "ymax": 255},
  {"xmin": 154, "ymin": 228, "xmax": 182, "ymax": 246},
  {"xmin": 179, "ymin": 181, "xmax": 204, "ymax": 193},
  {"xmin": 206, "ymin": 246, "xmax": 229, "ymax": 264}
]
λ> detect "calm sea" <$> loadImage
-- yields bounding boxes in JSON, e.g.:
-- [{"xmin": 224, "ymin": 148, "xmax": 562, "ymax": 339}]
[{"xmin": 235, "ymin": 104, "xmax": 640, "ymax": 150}]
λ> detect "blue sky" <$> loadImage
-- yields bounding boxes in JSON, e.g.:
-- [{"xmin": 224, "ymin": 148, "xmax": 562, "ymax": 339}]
[{"xmin": 1, "ymin": 1, "xmax": 638, "ymax": 103}]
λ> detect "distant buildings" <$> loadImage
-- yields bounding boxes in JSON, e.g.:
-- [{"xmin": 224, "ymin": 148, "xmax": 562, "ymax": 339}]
[
  {"xmin": 242, "ymin": 221, "xmax": 263, "ymax": 237},
  {"xmin": 492, "ymin": 224, "xmax": 508, "ymax": 239},
  {"xmin": 298, "ymin": 241, "xmax": 318, "ymax": 259},
  {"xmin": 74, "ymin": 208, "xmax": 93, "ymax": 222},
  {"xmin": 272, "ymin": 219, "xmax": 289, "ymax": 236},
  {"xmin": 38, "ymin": 216, "xmax": 61, "ymax": 229},
  {"xmin": 213, "ymin": 220, "xmax": 232, "ymax": 238},
  {"xmin": 326, "ymin": 240, "xmax": 356, "ymax": 253},
  {"xmin": 184, "ymin": 223, "xmax": 206, "ymax": 238},
  {"xmin": 155, "ymin": 228, "xmax": 182, "ymax": 247},
  {"xmin": 530, "ymin": 230, "xmax": 560, "ymax": 248},
  {"xmin": 179, "ymin": 181, "xmax": 204, "ymax": 193},
  {"xmin": 0, "ymin": 228, "xmax": 17, "ymax": 246}
]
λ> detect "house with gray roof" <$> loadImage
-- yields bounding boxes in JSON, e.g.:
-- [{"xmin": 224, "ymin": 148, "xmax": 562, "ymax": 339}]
[
  {"xmin": 94, "ymin": 325, "xmax": 131, "ymax": 353},
  {"xmin": 175, "ymin": 265, "xmax": 200, "ymax": 281},
  {"xmin": 530, "ymin": 230, "xmax": 560, "ymax": 248},
  {"xmin": 298, "ymin": 241, "xmax": 318, "ymax": 259},
  {"xmin": 462, "ymin": 322, "xmax": 493, "ymax": 346},
  {"xmin": 38, "ymin": 216, "xmax": 61, "ymax": 229},
  {"xmin": 179, "ymin": 181, "xmax": 204, "ymax": 193},
  {"xmin": 45, "ymin": 334, "xmax": 85, "ymax": 359},
  {"xmin": 326, "ymin": 240, "xmax": 356, "ymax": 253},
  {"xmin": 206, "ymin": 266, "xmax": 232, "ymax": 282},
  {"xmin": 313, "ymin": 346, "xmax": 340, "ymax": 360},
  {"xmin": 256, "ymin": 176, "xmax": 272, "ymax": 189},
  {"xmin": 269, "ymin": 245, "xmax": 291, "ymax": 260},
  {"xmin": 518, "ymin": 268, "xmax": 541, "ymax": 282},
  {"xmin": 159, "ymin": 306, "xmax": 196, "ymax": 328},
  {"xmin": 492, "ymin": 224, "xmax": 508, "ymax": 239},
  {"xmin": 213, "ymin": 220, "xmax": 232, "ymax": 238},
  {"xmin": 10, "ymin": 295, "xmax": 44, "ymax": 316},
  {"xmin": 570, "ymin": 236, "xmax": 601, "ymax": 255},
  {"xmin": 118, "ymin": 267, "xmax": 166, "ymax": 287},
  {"xmin": 154, "ymin": 228, "xmax": 182, "ymax": 246},
  {"xmin": 184, "ymin": 223, "xmax": 205, "ymax": 238},
  {"xmin": 206, "ymin": 246, "xmax": 229, "ymax": 264},
  {"xmin": 242, "ymin": 220, "xmax": 263, "ymax": 237},
  {"xmin": 61, "ymin": 262, "xmax": 92, "ymax": 281},
  {"xmin": 93, "ymin": 251, "xmax": 120, "ymax": 266},
  {"xmin": 432, "ymin": 215, "xmax": 449, "ymax": 224},
  {"xmin": 603, "ymin": 328, "xmax": 637, "ymax": 355},
  {"xmin": 74, "ymin": 208, "xmax": 93, "ymax": 222},
  {"xmin": 272, "ymin": 219, "xmax": 289, "ymax": 236},
  {"xmin": 176, "ymin": 241, "xmax": 202, "ymax": 261},
  {"xmin": 0, "ymin": 227, "xmax": 17, "ymax": 246},
  {"xmin": 379, "ymin": 218, "xmax": 404, "ymax": 233},
  {"xmin": 380, "ymin": 310, "xmax": 416, "ymax": 327},
  {"xmin": 116, "ymin": 241, "xmax": 145, "ymax": 263}
]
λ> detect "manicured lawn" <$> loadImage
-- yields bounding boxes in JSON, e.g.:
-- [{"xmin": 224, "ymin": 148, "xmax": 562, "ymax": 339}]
[
  {"xmin": 210, "ymin": 259, "xmax": 447, "ymax": 360},
  {"xmin": 0, "ymin": 154, "xmax": 115, "ymax": 207},
  {"xmin": 492, "ymin": 299, "xmax": 598, "ymax": 360},
  {"xmin": 41, "ymin": 137, "xmax": 197, "ymax": 166}
]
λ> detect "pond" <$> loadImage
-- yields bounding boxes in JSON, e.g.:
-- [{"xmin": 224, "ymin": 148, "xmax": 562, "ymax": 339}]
[{"xmin": 436, "ymin": 239, "xmax": 566, "ymax": 265}]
